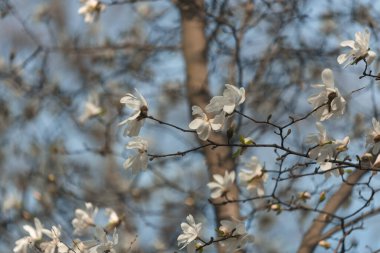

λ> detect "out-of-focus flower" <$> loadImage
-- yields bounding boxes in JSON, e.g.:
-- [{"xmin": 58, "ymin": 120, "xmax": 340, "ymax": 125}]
[
  {"xmin": 78, "ymin": 0, "xmax": 106, "ymax": 23},
  {"xmin": 105, "ymin": 208, "xmax": 121, "ymax": 230},
  {"xmin": 40, "ymin": 226, "xmax": 69, "ymax": 253},
  {"xmin": 177, "ymin": 215, "xmax": 202, "ymax": 250},
  {"xmin": 207, "ymin": 171, "xmax": 235, "ymax": 199},
  {"xmin": 83, "ymin": 227, "xmax": 118, "ymax": 253},
  {"xmin": 188, "ymin": 105, "xmax": 224, "ymax": 141},
  {"xmin": 308, "ymin": 68, "xmax": 346, "ymax": 121},
  {"xmin": 72, "ymin": 202, "xmax": 98, "ymax": 235},
  {"xmin": 218, "ymin": 220, "xmax": 253, "ymax": 252},
  {"xmin": 307, "ymin": 122, "xmax": 334, "ymax": 161},
  {"xmin": 3, "ymin": 191, "xmax": 21, "ymax": 212},
  {"xmin": 239, "ymin": 156, "xmax": 267, "ymax": 196},
  {"xmin": 119, "ymin": 89, "xmax": 148, "ymax": 137},
  {"xmin": 307, "ymin": 123, "xmax": 349, "ymax": 177},
  {"xmin": 13, "ymin": 218, "xmax": 44, "ymax": 253},
  {"xmin": 366, "ymin": 118, "xmax": 380, "ymax": 154},
  {"xmin": 124, "ymin": 137, "xmax": 148, "ymax": 172},
  {"xmin": 218, "ymin": 220, "xmax": 246, "ymax": 237},
  {"xmin": 78, "ymin": 93, "xmax": 102, "ymax": 123},
  {"xmin": 205, "ymin": 84, "xmax": 245, "ymax": 114},
  {"xmin": 337, "ymin": 29, "xmax": 376, "ymax": 66}
]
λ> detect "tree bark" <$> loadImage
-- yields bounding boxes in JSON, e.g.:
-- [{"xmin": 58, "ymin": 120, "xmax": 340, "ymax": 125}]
[{"xmin": 176, "ymin": 0, "xmax": 241, "ymax": 238}]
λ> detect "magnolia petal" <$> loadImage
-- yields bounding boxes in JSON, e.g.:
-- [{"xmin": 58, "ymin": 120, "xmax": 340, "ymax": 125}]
[
  {"xmin": 188, "ymin": 118, "xmax": 203, "ymax": 130},
  {"xmin": 340, "ymin": 40, "xmax": 355, "ymax": 48},
  {"xmin": 321, "ymin": 68, "xmax": 334, "ymax": 88},
  {"xmin": 212, "ymin": 174, "xmax": 224, "ymax": 185},
  {"xmin": 197, "ymin": 123, "xmax": 210, "ymax": 141},
  {"xmin": 367, "ymin": 51, "xmax": 376, "ymax": 65},
  {"xmin": 205, "ymin": 96, "xmax": 225, "ymax": 113},
  {"xmin": 191, "ymin": 105, "xmax": 204, "ymax": 117},
  {"xmin": 337, "ymin": 54, "xmax": 349, "ymax": 64}
]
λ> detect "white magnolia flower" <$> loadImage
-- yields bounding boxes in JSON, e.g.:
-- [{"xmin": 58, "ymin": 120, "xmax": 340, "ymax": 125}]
[
  {"xmin": 188, "ymin": 105, "xmax": 224, "ymax": 141},
  {"xmin": 307, "ymin": 123, "xmax": 349, "ymax": 177},
  {"xmin": 119, "ymin": 89, "xmax": 148, "ymax": 137},
  {"xmin": 335, "ymin": 136, "xmax": 350, "ymax": 152},
  {"xmin": 307, "ymin": 122, "xmax": 336, "ymax": 163},
  {"xmin": 78, "ymin": 93, "xmax": 102, "ymax": 123},
  {"xmin": 72, "ymin": 202, "xmax": 98, "ymax": 235},
  {"xmin": 70, "ymin": 239, "xmax": 89, "ymax": 253},
  {"xmin": 308, "ymin": 68, "xmax": 346, "ymax": 121},
  {"xmin": 207, "ymin": 171, "xmax": 235, "ymax": 199},
  {"xmin": 177, "ymin": 214, "xmax": 202, "ymax": 250},
  {"xmin": 219, "ymin": 220, "xmax": 246, "ymax": 237},
  {"xmin": 218, "ymin": 220, "xmax": 253, "ymax": 252},
  {"xmin": 124, "ymin": 137, "xmax": 148, "ymax": 172},
  {"xmin": 13, "ymin": 218, "xmax": 43, "ymax": 253},
  {"xmin": 78, "ymin": 0, "xmax": 106, "ymax": 23},
  {"xmin": 318, "ymin": 162, "xmax": 340, "ymax": 178},
  {"xmin": 307, "ymin": 123, "xmax": 350, "ymax": 158},
  {"xmin": 3, "ymin": 191, "xmax": 21, "ymax": 212},
  {"xmin": 239, "ymin": 156, "xmax": 267, "ymax": 196},
  {"xmin": 105, "ymin": 208, "xmax": 121, "ymax": 227},
  {"xmin": 40, "ymin": 226, "xmax": 69, "ymax": 253},
  {"xmin": 84, "ymin": 227, "xmax": 118, "ymax": 253},
  {"xmin": 337, "ymin": 29, "xmax": 376, "ymax": 66},
  {"xmin": 366, "ymin": 118, "xmax": 380, "ymax": 154},
  {"xmin": 205, "ymin": 84, "xmax": 245, "ymax": 114}
]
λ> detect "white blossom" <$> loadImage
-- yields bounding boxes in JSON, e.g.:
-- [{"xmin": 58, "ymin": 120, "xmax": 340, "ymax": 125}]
[
  {"xmin": 78, "ymin": 0, "xmax": 106, "ymax": 23},
  {"xmin": 239, "ymin": 156, "xmax": 267, "ymax": 196},
  {"xmin": 307, "ymin": 122, "xmax": 336, "ymax": 163},
  {"xmin": 307, "ymin": 123, "xmax": 349, "ymax": 177},
  {"xmin": 70, "ymin": 239, "xmax": 89, "ymax": 253},
  {"xmin": 78, "ymin": 93, "xmax": 102, "ymax": 123},
  {"xmin": 105, "ymin": 208, "xmax": 121, "ymax": 227},
  {"xmin": 124, "ymin": 137, "xmax": 148, "ymax": 172},
  {"xmin": 13, "ymin": 218, "xmax": 44, "ymax": 253},
  {"xmin": 218, "ymin": 220, "xmax": 253, "ymax": 252},
  {"xmin": 3, "ymin": 191, "xmax": 21, "ymax": 212},
  {"xmin": 366, "ymin": 118, "xmax": 380, "ymax": 154},
  {"xmin": 177, "ymin": 214, "xmax": 202, "ymax": 250},
  {"xmin": 188, "ymin": 105, "xmax": 224, "ymax": 141},
  {"xmin": 119, "ymin": 89, "xmax": 148, "ymax": 137},
  {"xmin": 40, "ymin": 226, "xmax": 69, "ymax": 253},
  {"xmin": 308, "ymin": 68, "xmax": 346, "ymax": 121},
  {"xmin": 207, "ymin": 171, "xmax": 235, "ymax": 199},
  {"xmin": 205, "ymin": 84, "xmax": 245, "ymax": 114},
  {"xmin": 219, "ymin": 220, "xmax": 246, "ymax": 237},
  {"xmin": 337, "ymin": 29, "xmax": 376, "ymax": 66},
  {"xmin": 72, "ymin": 202, "xmax": 98, "ymax": 235},
  {"xmin": 83, "ymin": 227, "xmax": 118, "ymax": 253}
]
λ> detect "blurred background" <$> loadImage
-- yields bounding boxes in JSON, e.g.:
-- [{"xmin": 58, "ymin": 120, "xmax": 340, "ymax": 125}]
[{"xmin": 1, "ymin": 0, "xmax": 380, "ymax": 252}]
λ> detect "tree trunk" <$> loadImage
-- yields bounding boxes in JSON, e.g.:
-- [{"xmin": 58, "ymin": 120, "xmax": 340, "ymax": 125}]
[{"xmin": 177, "ymin": 0, "xmax": 241, "ymax": 250}]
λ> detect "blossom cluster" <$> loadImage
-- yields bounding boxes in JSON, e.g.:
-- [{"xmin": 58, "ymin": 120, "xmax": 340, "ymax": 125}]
[
  {"xmin": 189, "ymin": 84, "xmax": 245, "ymax": 141},
  {"xmin": 176, "ymin": 214, "xmax": 253, "ymax": 252},
  {"xmin": 305, "ymin": 29, "xmax": 380, "ymax": 176},
  {"xmin": 119, "ymin": 89, "xmax": 149, "ymax": 172},
  {"xmin": 28, "ymin": 8, "xmax": 380, "ymax": 250},
  {"xmin": 13, "ymin": 203, "xmax": 121, "ymax": 253}
]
